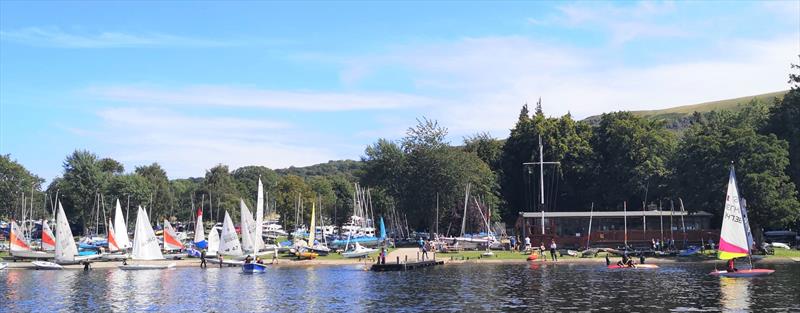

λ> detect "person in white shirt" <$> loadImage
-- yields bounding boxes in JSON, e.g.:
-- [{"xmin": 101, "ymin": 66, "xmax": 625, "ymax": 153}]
[{"xmin": 549, "ymin": 239, "xmax": 558, "ymax": 261}]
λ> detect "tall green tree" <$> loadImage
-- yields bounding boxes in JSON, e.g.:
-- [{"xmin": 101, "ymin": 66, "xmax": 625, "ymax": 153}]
[
  {"xmin": 203, "ymin": 164, "xmax": 241, "ymax": 223},
  {"xmin": 0, "ymin": 154, "xmax": 44, "ymax": 218},
  {"xmin": 135, "ymin": 163, "xmax": 175, "ymax": 221},
  {"xmin": 59, "ymin": 150, "xmax": 107, "ymax": 231},
  {"xmin": 764, "ymin": 62, "xmax": 800, "ymax": 196},
  {"xmin": 673, "ymin": 109, "xmax": 800, "ymax": 229},
  {"xmin": 273, "ymin": 174, "xmax": 313, "ymax": 230},
  {"xmin": 591, "ymin": 111, "xmax": 675, "ymax": 209},
  {"xmin": 231, "ymin": 165, "xmax": 279, "ymax": 209},
  {"xmin": 464, "ymin": 132, "xmax": 503, "ymax": 171}
]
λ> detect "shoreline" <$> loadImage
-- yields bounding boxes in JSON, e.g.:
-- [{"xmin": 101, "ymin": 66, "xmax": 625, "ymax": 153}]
[{"xmin": 3, "ymin": 255, "xmax": 798, "ymax": 270}]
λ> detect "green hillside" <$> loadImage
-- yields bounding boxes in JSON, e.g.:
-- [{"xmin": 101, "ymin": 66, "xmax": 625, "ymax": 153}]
[{"xmin": 584, "ymin": 90, "xmax": 788, "ymax": 129}]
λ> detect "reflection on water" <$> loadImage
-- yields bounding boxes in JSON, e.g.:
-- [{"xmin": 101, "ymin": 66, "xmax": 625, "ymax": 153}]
[
  {"xmin": 720, "ymin": 277, "xmax": 750, "ymax": 312},
  {"xmin": 1, "ymin": 263, "xmax": 799, "ymax": 312}
]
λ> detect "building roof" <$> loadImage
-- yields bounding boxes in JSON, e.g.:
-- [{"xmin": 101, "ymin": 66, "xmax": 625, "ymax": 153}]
[{"xmin": 518, "ymin": 210, "xmax": 713, "ymax": 218}]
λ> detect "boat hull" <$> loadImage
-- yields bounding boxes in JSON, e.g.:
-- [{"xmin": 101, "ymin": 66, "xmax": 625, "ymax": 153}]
[
  {"xmin": 119, "ymin": 263, "xmax": 176, "ymax": 270},
  {"xmin": 32, "ymin": 261, "xmax": 63, "ymax": 270},
  {"xmin": 607, "ymin": 264, "xmax": 660, "ymax": 269},
  {"xmin": 10, "ymin": 250, "xmax": 55, "ymax": 260},
  {"xmin": 55, "ymin": 254, "xmax": 104, "ymax": 265},
  {"xmin": 709, "ymin": 269, "xmax": 775, "ymax": 277},
  {"xmin": 242, "ymin": 263, "xmax": 268, "ymax": 273},
  {"xmin": 0, "ymin": 263, "xmax": 8, "ymax": 270},
  {"xmin": 207, "ymin": 258, "xmax": 244, "ymax": 266}
]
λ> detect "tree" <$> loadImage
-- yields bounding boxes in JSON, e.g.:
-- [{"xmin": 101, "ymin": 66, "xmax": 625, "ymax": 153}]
[
  {"xmin": 97, "ymin": 158, "xmax": 124, "ymax": 174},
  {"xmin": 328, "ymin": 174, "xmax": 355, "ymax": 226},
  {"xmin": 401, "ymin": 117, "xmax": 448, "ymax": 153},
  {"xmin": 231, "ymin": 165, "xmax": 279, "ymax": 208},
  {"xmin": 203, "ymin": 164, "xmax": 241, "ymax": 223},
  {"xmin": 308, "ymin": 176, "xmax": 336, "ymax": 223},
  {"xmin": 673, "ymin": 109, "xmax": 800, "ymax": 229},
  {"xmin": 361, "ymin": 139, "xmax": 405, "ymax": 198},
  {"xmin": 764, "ymin": 62, "xmax": 800, "ymax": 196},
  {"xmin": 464, "ymin": 132, "xmax": 503, "ymax": 171},
  {"xmin": 591, "ymin": 112, "xmax": 675, "ymax": 209},
  {"xmin": 273, "ymin": 174, "xmax": 314, "ymax": 230},
  {"xmin": 0, "ymin": 154, "xmax": 44, "ymax": 218},
  {"xmin": 135, "ymin": 163, "xmax": 175, "ymax": 221},
  {"xmin": 59, "ymin": 150, "xmax": 106, "ymax": 231}
]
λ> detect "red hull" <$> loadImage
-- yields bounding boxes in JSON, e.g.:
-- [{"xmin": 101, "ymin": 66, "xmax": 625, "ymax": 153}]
[
  {"xmin": 607, "ymin": 264, "xmax": 660, "ymax": 269},
  {"xmin": 709, "ymin": 269, "xmax": 774, "ymax": 277}
]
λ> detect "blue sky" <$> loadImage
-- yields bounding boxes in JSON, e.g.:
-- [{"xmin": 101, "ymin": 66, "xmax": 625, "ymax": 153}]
[{"xmin": 1, "ymin": 1, "xmax": 798, "ymax": 181}]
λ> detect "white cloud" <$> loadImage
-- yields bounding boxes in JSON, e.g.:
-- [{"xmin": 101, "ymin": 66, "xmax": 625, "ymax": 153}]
[
  {"xmin": 335, "ymin": 35, "xmax": 796, "ymax": 140},
  {"xmin": 0, "ymin": 27, "xmax": 234, "ymax": 48},
  {"xmin": 86, "ymin": 85, "xmax": 434, "ymax": 111},
  {"xmin": 90, "ymin": 107, "xmax": 338, "ymax": 178},
  {"xmin": 556, "ymin": 1, "xmax": 686, "ymax": 44}
]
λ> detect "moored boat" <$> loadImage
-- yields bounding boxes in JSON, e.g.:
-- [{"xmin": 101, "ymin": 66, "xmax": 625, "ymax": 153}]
[
  {"xmin": 607, "ymin": 264, "xmax": 660, "ymax": 270},
  {"xmin": 709, "ymin": 268, "xmax": 774, "ymax": 277},
  {"xmin": 31, "ymin": 261, "xmax": 63, "ymax": 270},
  {"xmin": 120, "ymin": 263, "xmax": 176, "ymax": 270},
  {"xmin": 242, "ymin": 262, "xmax": 268, "ymax": 273}
]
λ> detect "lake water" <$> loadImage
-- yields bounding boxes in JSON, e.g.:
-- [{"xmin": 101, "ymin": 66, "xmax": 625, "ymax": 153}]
[{"xmin": 1, "ymin": 262, "xmax": 799, "ymax": 312}]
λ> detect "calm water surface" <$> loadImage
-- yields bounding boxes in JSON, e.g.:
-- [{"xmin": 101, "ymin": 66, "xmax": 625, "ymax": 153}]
[{"xmin": 1, "ymin": 262, "xmax": 799, "ymax": 312}]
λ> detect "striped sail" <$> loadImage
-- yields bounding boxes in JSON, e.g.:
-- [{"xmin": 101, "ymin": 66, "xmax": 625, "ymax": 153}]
[
  {"xmin": 9, "ymin": 221, "xmax": 30, "ymax": 251},
  {"xmin": 718, "ymin": 167, "xmax": 749, "ymax": 260},
  {"xmin": 41, "ymin": 220, "xmax": 56, "ymax": 251},
  {"xmin": 107, "ymin": 218, "xmax": 119, "ymax": 252},
  {"xmin": 163, "ymin": 220, "xmax": 183, "ymax": 251},
  {"xmin": 194, "ymin": 208, "xmax": 206, "ymax": 248}
]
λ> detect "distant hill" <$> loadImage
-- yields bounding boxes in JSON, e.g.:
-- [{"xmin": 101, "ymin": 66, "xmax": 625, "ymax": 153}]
[
  {"xmin": 275, "ymin": 159, "xmax": 362, "ymax": 179},
  {"xmin": 583, "ymin": 90, "xmax": 788, "ymax": 130}
]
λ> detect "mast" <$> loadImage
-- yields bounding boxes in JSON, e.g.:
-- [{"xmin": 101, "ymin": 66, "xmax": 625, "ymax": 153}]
[
  {"xmin": 460, "ymin": 183, "xmax": 471, "ymax": 237},
  {"xmin": 642, "ymin": 201, "xmax": 647, "ymax": 242},
  {"xmin": 586, "ymin": 202, "xmax": 593, "ymax": 249},
  {"xmin": 679, "ymin": 197, "xmax": 687, "ymax": 249},
  {"xmin": 659, "ymin": 200, "xmax": 664, "ymax": 246},
  {"xmin": 669, "ymin": 200, "xmax": 675, "ymax": 250},
  {"xmin": 435, "ymin": 192, "xmax": 439, "ymax": 236},
  {"xmin": 623, "ymin": 201, "xmax": 628, "ymax": 247},
  {"xmin": 523, "ymin": 135, "xmax": 560, "ymax": 235}
]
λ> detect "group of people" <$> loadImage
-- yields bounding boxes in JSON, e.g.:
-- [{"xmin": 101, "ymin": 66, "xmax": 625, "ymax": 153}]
[
  {"xmin": 243, "ymin": 255, "xmax": 265, "ymax": 265},
  {"xmin": 418, "ymin": 238, "xmax": 437, "ymax": 260},
  {"xmin": 650, "ymin": 238, "xmax": 678, "ymax": 252},
  {"xmin": 508, "ymin": 236, "xmax": 560, "ymax": 261}
]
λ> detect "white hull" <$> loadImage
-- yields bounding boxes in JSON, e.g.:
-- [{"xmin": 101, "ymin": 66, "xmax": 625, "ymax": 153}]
[
  {"xmin": 32, "ymin": 261, "xmax": 63, "ymax": 270},
  {"xmin": 0, "ymin": 263, "xmax": 7, "ymax": 270},
  {"xmin": 101, "ymin": 253, "xmax": 130, "ymax": 261},
  {"xmin": 232, "ymin": 251, "xmax": 275, "ymax": 260},
  {"xmin": 10, "ymin": 250, "xmax": 55, "ymax": 259},
  {"xmin": 163, "ymin": 252, "xmax": 188, "ymax": 259},
  {"xmin": 207, "ymin": 258, "xmax": 244, "ymax": 266},
  {"xmin": 55, "ymin": 254, "xmax": 103, "ymax": 265},
  {"xmin": 119, "ymin": 263, "xmax": 176, "ymax": 270}
]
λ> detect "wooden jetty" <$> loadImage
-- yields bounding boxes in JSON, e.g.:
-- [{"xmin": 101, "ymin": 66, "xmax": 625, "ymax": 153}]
[{"xmin": 371, "ymin": 247, "xmax": 444, "ymax": 271}]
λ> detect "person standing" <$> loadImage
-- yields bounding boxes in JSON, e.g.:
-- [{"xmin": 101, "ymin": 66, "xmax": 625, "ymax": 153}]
[
  {"xmin": 539, "ymin": 242, "xmax": 547, "ymax": 261},
  {"xmin": 200, "ymin": 249, "xmax": 207, "ymax": 268},
  {"xmin": 524, "ymin": 236, "xmax": 532, "ymax": 251},
  {"xmin": 510, "ymin": 236, "xmax": 517, "ymax": 252},
  {"xmin": 549, "ymin": 239, "xmax": 558, "ymax": 262}
]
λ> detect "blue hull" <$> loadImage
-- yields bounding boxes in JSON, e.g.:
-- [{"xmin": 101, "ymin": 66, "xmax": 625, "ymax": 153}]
[{"xmin": 242, "ymin": 263, "xmax": 268, "ymax": 273}]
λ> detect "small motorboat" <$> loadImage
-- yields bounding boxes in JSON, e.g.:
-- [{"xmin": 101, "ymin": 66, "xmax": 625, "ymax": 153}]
[
  {"xmin": 709, "ymin": 269, "xmax": 774, "ymax": 277},
  {"xmin": 242, "ymin": 263, "xmax": 268, "ymax": 273},
  {"xmin": 119, "ymin": 263, "xmax": 176, "ymax": 270},
  {"xmin": 32, "ymin": 261, "xmax": 63, "ymax": 270},
  {"xmin": 607, "ymin": 264, "xmax": 660, "ymax": 270}
]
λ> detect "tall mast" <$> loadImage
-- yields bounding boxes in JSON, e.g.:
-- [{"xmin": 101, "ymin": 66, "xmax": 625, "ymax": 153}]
[
  {"xmin": 523, "ymin": 135, "xmax": 560, "ymax": 235},
  {"xmin": 460, "ymin": 183, "xmax": 471, "ymax": 237}
]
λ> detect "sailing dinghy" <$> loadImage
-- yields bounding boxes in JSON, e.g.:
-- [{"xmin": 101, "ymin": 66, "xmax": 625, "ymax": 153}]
[
  {"xmin": 120, "ymin": 207, "xmax": 175, "ymax": 270},
  {"xmin": 162, "ymin": 220, "xmax": 187, "ymax": 259},
  {"xmin": 207, "ymin": 211, "xmax": 245, "ymax": 266},
  {"xmin": 55, "ymin": 201, "xmax": 102, "ymax": 265},
  {"xmin": 709, "ymin": 166, "xmax": 774, "ymax": 277},
  {"xmin": 9, "ymin": 221, "xmax": 54, "ymax": 260},
  {"xmin": 342, "ymin": 242, "xmax": 376, "ymax": 259},
  {"xmin": 31, "ymin": 260, "xmax": 63, "ymax": 270},
  {"xmin": 607, "ymin": 264, "xmax": 660, "ymax": 270}
]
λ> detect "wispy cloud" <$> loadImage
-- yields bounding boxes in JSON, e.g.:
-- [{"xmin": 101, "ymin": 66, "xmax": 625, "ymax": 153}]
[
  {"xmin": 555, "ymin": 1, "xmax": 685, "ymax": 44},
  {"xmin": 0, "ymin": 27, "xmax": 235, "ymax": 48},
  {"xmin": 90, "ymin": 107, "xmax": 335, "ymax": 178},
  {"xmin": 86, "ymin": 85, "xmax": 434, "ymax": 111}
]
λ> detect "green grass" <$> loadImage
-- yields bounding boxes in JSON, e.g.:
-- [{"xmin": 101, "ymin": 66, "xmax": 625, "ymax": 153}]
[
  {"xmin": 0, "ymin": 251, "xmax": 7, "ymax": 258},
  {"xmin": 438, "ymin": 250, "xmax": 574, "ymax": 260},
  {"xmin": 769, "ymin": 248, "xmax": 800, "ymax": 258}
]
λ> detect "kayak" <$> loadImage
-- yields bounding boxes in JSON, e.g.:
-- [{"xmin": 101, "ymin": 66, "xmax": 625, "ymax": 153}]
[
  {"xmin": 242, "ymin": 263, "xmax": 268, "ymax": 273},
  {"xmin": 709, "ymin": 269, "xmax": 774, "ymax": 277},
  {"xmin": 607, "ymin": 264, "xmax": 660, "ymax": 269}
]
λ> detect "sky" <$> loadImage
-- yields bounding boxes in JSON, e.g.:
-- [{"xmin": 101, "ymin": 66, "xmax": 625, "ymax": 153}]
[{"xmin": 1, "ymin": 1, "xmax": 798, "ymax": 182}]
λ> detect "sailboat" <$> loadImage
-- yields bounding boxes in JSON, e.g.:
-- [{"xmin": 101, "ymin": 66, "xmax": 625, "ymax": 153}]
[
  {"xmin": 120, "ymin": 206, "xmax": 175, "ymax": 270},
  {"xmin": 242, "ymin": 198, "xmax": 269, "ymax": 273},
  {"xmin": 442, "ymin": 183, "xmax": 496, "ymax": 250},
  {"xmin": 234, "ymin": 199, "xmax": 273, "ymax": 260},
  {"xmin": 208, "ymin": 210, "xmax": 245, "ymax": 266},
  {"xmin": 41, "ymin": 220, "xmax": 56, "ymax": 252},
  {"xmin": 103, "ymin": 217, "xmax": 129, "ymax": 260},
  {"xmin": 305, "ymin": 203, "xmax": 330, "ymax": 255},
  {"xmin": 113, "ymin": 199, "xmax": 131, "ymax": 250},
  {"xmin": 162, "ymin": 220, "xmax": 187, "ymax": 259},
  {"xmin": 342, "ymin": 216, "xmax": 380, "ymax": 258},
  {"xmin": 709, "ymin": 166, "xmax": 774, "ymax": 277},
  {"xmin": 54, "ymin": 201, "xmax": 103, "ymax": 265},
  {"xmin": 295, "ymin": 203, "xmax": 320, "ymax": 260},
  {"xmin": 9, "ymin": 220, "xmax": 54, "ymax": 259}
]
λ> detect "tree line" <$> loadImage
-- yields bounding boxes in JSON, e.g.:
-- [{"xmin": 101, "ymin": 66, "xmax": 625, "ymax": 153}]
[{"xmin": 2, "ymin": 68, "xmax": 799, "ymax": 235}]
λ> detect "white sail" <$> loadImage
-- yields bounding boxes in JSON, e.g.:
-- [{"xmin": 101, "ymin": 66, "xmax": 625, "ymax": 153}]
[
  {"xmin": 107, "ymin": 218, "xmax": 119, "ymax": 252},
  {"xmin": 718, "ymin": 167, "xmax": 750, "ymax": 260},
  {"xmin": 240, "ymin": 199, "xmax": 255, "ymax": 252},
  {"xmin": 41, "ymin": 220, "xmax": 56, "ymax": 251},
  {"xmin": 208, "ymin": 227, "xmax": 220, "ymax": 255},
  {"xmin": 255, "ymin": 178, "xmax": 265, "ymax": 250},
  {"xmin": 219, "ymin": 211, "xmax": 242, "ymax": 256},
  {"xmin": 162, "ymin": 220, "xmax": 183, "ymax": 251},
  {"xmin": 55, "ymin": 201, "xmax": 79, "ymax": 262},
  {"xmin": 194, "ymin": 208, "xmax": 205, "ymax": 244},
  {"xmin": 114, "ymin": 199, "xmax": 131, "ymax": 249},
  {"xmin": 131, "ymin": 206, "xmax": 164, "ymax": 260},
  {"xmin": 308, "ymin": 203, "xmax": 316, "ymax": 246}
]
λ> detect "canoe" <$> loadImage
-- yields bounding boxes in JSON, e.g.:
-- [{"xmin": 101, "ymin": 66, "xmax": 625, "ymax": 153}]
[
  {"xmin": 32, "ymin": 261, "xmax": 63, "ymax": 270},
  {"xmin": 242, "ymin": 263, "xmax": 268, "ymax": 273},
  {"xmin": 119, "ymin": 263, "xmax": 176, "ymax": 270},
  {"xmin": 607, "ymin": 264, "xmax": 660, "ymax": 269},
  {"xmin": 709, "ymin": 269, "xmax": 774, "ymax": 277}
]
